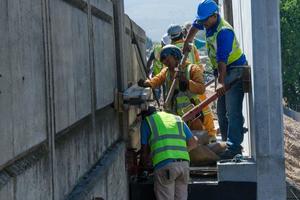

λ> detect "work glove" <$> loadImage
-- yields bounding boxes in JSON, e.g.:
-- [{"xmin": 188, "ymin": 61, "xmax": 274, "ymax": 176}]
[
  {"xmin": 138, "ymin": 79, "xmax": 147, "ymax": 88},
  {"xmin": 179, "ymin": 79, "xmax": 189, "ymax": 92}
]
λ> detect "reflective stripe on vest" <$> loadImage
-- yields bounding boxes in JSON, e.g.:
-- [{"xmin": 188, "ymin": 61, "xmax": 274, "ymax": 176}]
[
  {"xmin": 206, "ymin": 18, "xmax": 243, "ymax": 69},
  {"xmin": 173, "ymin": 41, "xmax": 199, "ymax": 64},
  {"xmin": 153, "ymin": 45, "xmax": 163, "ymax": 75},
  {"xmin": 172, "ymin": 64, "xmax": 201, "ymax": 116},
  {"xmin": 176, "ymin": 92, "xmax": 200, "ymax": 116},
  {"xmin": 146, "ymin": 112, "xmax": 190, "ymax": 166}
]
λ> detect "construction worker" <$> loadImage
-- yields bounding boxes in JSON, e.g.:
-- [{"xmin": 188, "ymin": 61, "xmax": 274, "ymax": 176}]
[
  {"xmin": 138, "ymin": 45, "xmax": 205, "ymax": 134},
  {"xmin": 167, "ymin": 24, "xmax": 200, "ymax": 65},
  {"xmin": 167, "ymin": 24, "xmax": 217, "ymax": 142},
  {"xmin": 139, "ymin": 106, "xmax": 198, "ymax": 200},
  {"xmin": 183, "ymin": 0, "xmax": 248, "ymax": 159},
  {"xmin": 146, "ymin": 34, "xmax": 170, "ymax": 99}
]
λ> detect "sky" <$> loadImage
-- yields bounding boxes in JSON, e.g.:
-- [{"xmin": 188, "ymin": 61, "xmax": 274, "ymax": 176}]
[{"xmin": 124, "ymin": 0, "xmax": 200, "ymax": 42}]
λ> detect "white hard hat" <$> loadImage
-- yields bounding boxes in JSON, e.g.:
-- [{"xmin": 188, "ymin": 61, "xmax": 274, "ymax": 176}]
[
  {"xmin": 161, "ymin": 33, "xmax": 171, "ymax": 45},
  {"xmin": 167, "ymin": 24, "xmax": 183, "ymax": 39}
]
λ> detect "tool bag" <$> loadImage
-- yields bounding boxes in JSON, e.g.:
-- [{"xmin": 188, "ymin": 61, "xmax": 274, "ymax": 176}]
[{"xmin": 242, "ymin": 66, "xmax": 251, "ymax": 93}]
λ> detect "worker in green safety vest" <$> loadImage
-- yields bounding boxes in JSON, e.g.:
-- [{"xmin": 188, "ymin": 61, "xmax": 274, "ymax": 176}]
[
  {"xmin": 138, "ymin": 45, "xmax": 206, "ymax": 133},
  {"xmin": 167, "ymin": 23, "xmax": 217, "ymax": 142},
  {"xmin": 146, "ymin": 34, "xmax": 170, "ymax": 99},
  {"xmin": 139, "ymin": 106, "xmax": 198, "ymax": 200},
  {"xmin": 183, "ymin": 0, "xmax": 248, "ymax": 159}
]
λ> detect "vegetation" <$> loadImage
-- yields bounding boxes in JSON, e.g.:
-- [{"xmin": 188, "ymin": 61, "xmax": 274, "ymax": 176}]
[{"xmin": 280, "ymin": 0, "xmax": 300, "ymax": 111}]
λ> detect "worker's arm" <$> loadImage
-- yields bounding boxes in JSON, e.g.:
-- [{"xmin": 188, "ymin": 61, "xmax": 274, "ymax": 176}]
[
  {"xmin": 183, "ymin": 26, "xmax": 199, "ymax": 54},
  {"xmin": 216, "ymin": 61, "xmax": 227, "ymax": 96},
  {"xmin": 139, "ymin": 120, "xmax": 152, "ymax": 169},
  {"xmin": 139, "ymin": 144, "xmax": 151, "ymax": 169},
  {"xmin": 193, "ymin": 45, "xmax": 201, "ymax": 65},
  {"xmin": 188, "ymin": 64, "xmax": 205, "ymax": 94},
  {"xmin": 183, "ymin": 122, "xmax": 198, "ymax": 151},
  {"xmin": 144, "ymin": 67, "xmax": 167, "ymax": 88},
  {"xmin": 215, "ymin": 29, "xmax": 235, "ymax": 96}
]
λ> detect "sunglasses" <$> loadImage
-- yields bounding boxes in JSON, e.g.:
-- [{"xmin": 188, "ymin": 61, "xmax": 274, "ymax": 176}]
[{"xmin": 196, "ymin": 15, "xmax": 213, "ymax": 24}]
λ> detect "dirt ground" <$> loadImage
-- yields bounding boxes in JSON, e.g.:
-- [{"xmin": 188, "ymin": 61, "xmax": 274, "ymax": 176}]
[{"xmin": 284, "ymin": 115, "xmax": 300, "ymax": 189}]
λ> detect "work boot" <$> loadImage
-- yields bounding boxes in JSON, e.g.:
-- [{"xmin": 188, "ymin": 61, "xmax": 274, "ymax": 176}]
[
  {"xmin": 219, "ymin": 149, "xmax": 242, "ymax": 160},
  {"xmin": 208, "ymin": 135, "xmax": 217, "ymax": 143}
]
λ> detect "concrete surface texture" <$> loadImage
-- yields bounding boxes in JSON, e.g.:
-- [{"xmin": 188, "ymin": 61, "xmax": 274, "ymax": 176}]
[{"xmin": 0, "ymin": 0, "xmax": 145, "ymax": 199}]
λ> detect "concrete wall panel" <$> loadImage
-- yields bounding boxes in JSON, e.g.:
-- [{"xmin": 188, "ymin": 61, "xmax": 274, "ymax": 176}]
[
  {"xmin": 0, "ymin": 158, "xmax": 51, "ymax": 200},
  {"xmin": 90, "ymin": 0, "xmax": 113, "ymax": 17},
  {"xmin": 94, "ymin": 17, "xmax": 117, "ymax": 109},
  {"xmin": 0, "ymin": 0, "xmax": 47, "ymax": 166},
  {"xmin": 15, "ymin": 158, "xmax": 51, "ymax": 200},
  {"xmin": 0, "ymin": 180, "xmax": 13, "ymax": 200},
  {"xmin": 84, "ymin": 144, "xmax": 128, "ymax": 200},
  {"xmin": 0, "ymin": 1, "xmax": 145, "ymax": 199},
  {"xmin": 94, "ymin": 108, "xmax": 120, "ymax": 160},
  {"xmin": 124, "ymin": 16, "xmax": 147, "ymax": 86},
  {"xmin": 55, "ymin": 108, "xmax": 120, "ymax": 199},
  {"xmin": 55, "ymin": 123, "xmax": 91, "ymax": 200},
  {"xmin": 106, "ymin": 148, "xmax": 128, "ymax": 200},
  {"xmin": 50, "ymin": 0, "xmax": 91, "ymax": 132}
]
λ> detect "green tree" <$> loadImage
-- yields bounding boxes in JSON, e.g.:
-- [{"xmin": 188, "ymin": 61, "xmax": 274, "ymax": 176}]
[{"xmin": 280, "ymin": 0, "xmax": 300, "ymax": 111}]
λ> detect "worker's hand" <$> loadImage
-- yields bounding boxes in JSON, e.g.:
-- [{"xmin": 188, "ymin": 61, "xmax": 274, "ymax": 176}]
[
  {"xmin": 179, "ymin": 79, "xmax": 189, "ymax": 92},
  {"xmin": 183, "ymin": 42, "xmax": 192, "ymax": 54},
  {"xmin": 138, "ymin": 79, "xmax": 148, "ymax": 88},
  {"xmin": 216, "ymin": 83, "xmax": 226, "ymax": 96},
  {"xmin": 179, "ymin": 74, "xmax": 189, "ymax": 92}
]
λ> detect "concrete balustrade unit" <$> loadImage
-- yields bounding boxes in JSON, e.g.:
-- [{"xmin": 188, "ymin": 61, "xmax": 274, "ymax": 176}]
[
  {"xmin": 0, "ymin": 0, "xmax": 47, "ymax": 168},
  {"xmin": 0, "ymin": 0, "xmax": 145, "ymax": 199},
  {"xmin": 218, "ymin": 1, "xmax": 286, "ymax": 200}
]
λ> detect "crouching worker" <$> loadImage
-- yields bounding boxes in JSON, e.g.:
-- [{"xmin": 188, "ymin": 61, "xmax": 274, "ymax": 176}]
[
  {"xmin": 138, "ymin": 45, "xmax": 206, "ymax": 135},
  {"xmin": 139, "ymin": 106, "xmax": 198, "ymax": 200}
]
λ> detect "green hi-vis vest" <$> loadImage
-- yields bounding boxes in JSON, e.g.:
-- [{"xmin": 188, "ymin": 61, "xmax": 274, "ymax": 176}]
[
  {"xmin": 173, "ymin": 41, "xmax": 199, "ymax": 64},
  {"xmin": 206, "ymin": 18, "xmax": 243, "ymax": 69},
  {"xmin": 166, "ymin": 64, "xmax": 201, "ymax": 116},
  {"xmin": 146, "ymin": 112, "xmax": 190, "ymax": 166},
  {"xmin": 153, "ymin": 44, "xmax": 164, "ymax": 76},
  {"xmin": 175, "ymin": 91, "xmax": 200, "ymax": 116}
]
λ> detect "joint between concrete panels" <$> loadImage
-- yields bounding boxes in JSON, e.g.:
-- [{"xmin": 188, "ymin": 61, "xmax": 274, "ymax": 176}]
[{"xmin": 62, "ymin": 0, "xmax": 113, "ymax": 24}]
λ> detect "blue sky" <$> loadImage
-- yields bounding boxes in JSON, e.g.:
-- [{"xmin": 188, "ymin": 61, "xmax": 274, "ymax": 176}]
[{"xmin": 124, "ymin": 0, "xmax": 200, "ymax": 42}]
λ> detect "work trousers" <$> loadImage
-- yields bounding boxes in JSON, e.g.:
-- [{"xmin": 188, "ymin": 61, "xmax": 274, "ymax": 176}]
[
  {"xmin": 199, "ymin": 94, "xmax": 217, "ymax": 137},
  {"xmin": 217, "ymin": 67, "xmax": 245, "ymax": 153},
  {"xmin": 154, "ymin": 161, "xmax": 189, "ymax": 200}
]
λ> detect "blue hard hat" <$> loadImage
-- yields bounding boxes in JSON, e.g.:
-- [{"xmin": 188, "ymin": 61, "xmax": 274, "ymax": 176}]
[
  {"xmin": 197, "ymin": 0, "xmax": 219, "ymax": 21},
  {"xmin": 160, "ymin": 44, "xmax": 182, "ymax": 62}
]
